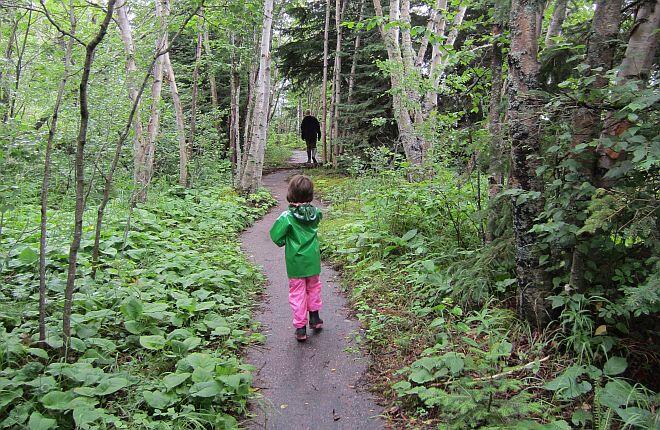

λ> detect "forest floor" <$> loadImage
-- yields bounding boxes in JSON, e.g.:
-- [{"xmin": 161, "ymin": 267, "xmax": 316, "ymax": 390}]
[{"xmin": 240, "ymin": 151, "xmax": 384, "ymax": 429}]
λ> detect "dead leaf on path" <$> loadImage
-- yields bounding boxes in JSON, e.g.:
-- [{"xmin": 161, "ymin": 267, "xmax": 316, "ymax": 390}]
[
  {"xmin": 332, "ymin": 409, "xmax": 340, "ymax": 421},
  {"xmin": 280, "ymin": 404, "xmax": 288, "ymax": 409}
]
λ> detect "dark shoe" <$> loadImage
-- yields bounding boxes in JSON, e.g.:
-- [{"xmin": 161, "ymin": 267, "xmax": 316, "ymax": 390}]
[
  {"xmin": 295, "ymin": 327, "xmax": 307, "ymax": 342},
  {"xmin": 309, "ymin": 311, "xmax": 323, "ymax": 330}
]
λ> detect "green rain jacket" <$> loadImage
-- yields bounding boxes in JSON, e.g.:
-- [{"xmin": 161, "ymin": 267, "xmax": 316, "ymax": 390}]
[{"xmin": 269, "ymin": 204, "xmax": 323, "ymax": 278}]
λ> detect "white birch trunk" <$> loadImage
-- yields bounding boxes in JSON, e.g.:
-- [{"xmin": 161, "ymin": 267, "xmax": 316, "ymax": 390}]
[
  {"xmin": 239, "ymin": 0, "xmax": 274, "ymax": 193},
  {"xmin": 138, "ymin": 0, "xmax": 167, "ymax": 203}
]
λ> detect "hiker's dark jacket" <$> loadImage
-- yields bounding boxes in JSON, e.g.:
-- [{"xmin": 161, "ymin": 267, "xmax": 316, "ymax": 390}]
[{"xmin": 300, "ymin": 116, "xmax": 321, "ymax": 146}]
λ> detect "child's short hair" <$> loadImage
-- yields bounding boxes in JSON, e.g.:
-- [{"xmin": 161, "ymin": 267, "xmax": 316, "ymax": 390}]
[{"xmin": 287, "ymin": 175, "xmax": 314, "ymax": 203}]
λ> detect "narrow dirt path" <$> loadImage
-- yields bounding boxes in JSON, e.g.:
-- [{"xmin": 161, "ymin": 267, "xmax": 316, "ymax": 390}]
[{"xmin": 241, "ymin": 151, "xmax": 384, "ymax": 429}]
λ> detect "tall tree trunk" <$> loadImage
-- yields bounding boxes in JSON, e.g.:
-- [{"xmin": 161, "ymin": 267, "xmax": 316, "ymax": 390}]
[
  {"xmin": 507, "ymin": 0, "xmax": 551, "ymax": 329},
  {"xmin": 321, "ymin": 0, "xmax": 331, "ymax": 163},
  {"xmin": 544, "ymin": 0, "xmax": 567, "ymax": 47},
  {"xmin": 486, "ymin": 22, "xmax": 504, "ymax": 244},
  {"xmin": 136, "ymin": 0, "xmax": 167, "ymax": 203},
  {"xmin": 239, "ymin": 0, "xmax": 274, "ymax": 193},
  {"xmin": 158, "ymin": 0, "xmax": 188, "ymax": 187},
  {"xmin": 63, "ymin": 0, "xmax": 117, "ymax": 345},
  {"xmin": 329, "ymin": 0, "xmax": 347, "ymax": 166},
  {"xmin": 162, "ymin": 52, "xmax": 188, "ymax": 186},
  {"xmin": 190, "ymin": 30, "xmax": 202, "ymax": 152},
  {"xmin": 202, "ymin": 15, "xmax": 222, "ymax": 145},
  {"xmin": 423, "ymin": 4, "xmax": 467, "ymax": 116},
  {"xmin": 415, "ymin": 0, "xmax": 444, "ymax": 67},
  {"xmin": 617, "ymin": 0, "xmax": 660, "ymax": 81},
  {"xmin": 372, "ymin": 0, "xmax": 424, "ymax": 166},
  {"xmin": 117, "ymin": 0, "xmax": 144, "ymax": 172},
  {"xmin": 230, "ymin": 33, "xmax": 242, "ymax": 176},
  {"xmin": 599, "ymin": 0, "xmax": 660, "ymax": 172},
  {"xmin": 347, "ymin": 0, "xmax": 365, "ymax": 106},
  {"xmin": 567, "ymin": 0, "xmax": 624, "ymax": 291},
  {"xmin": 240, "ymin": 59, "xmax": 259, "ymax": 179},
  {"xmin": 39, "ymin": 2, "xmax": 75, "ymax": 344}
]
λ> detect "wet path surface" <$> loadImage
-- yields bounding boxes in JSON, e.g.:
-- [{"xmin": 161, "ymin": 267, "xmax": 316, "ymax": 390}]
[{"xmin": 240, "ymin": 152, "xmax": 383, "ymax": 429}]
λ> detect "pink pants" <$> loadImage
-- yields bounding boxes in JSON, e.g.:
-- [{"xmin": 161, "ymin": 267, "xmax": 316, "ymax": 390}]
[{"xmin": 288, "ymin": 275, "xmax": 323, "ymax": 328}]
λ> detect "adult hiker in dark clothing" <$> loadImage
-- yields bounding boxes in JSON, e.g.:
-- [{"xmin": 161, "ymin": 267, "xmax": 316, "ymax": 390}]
[{"xmin": 300, "ymin": 111, "xmax": 321, "ymax": 165}]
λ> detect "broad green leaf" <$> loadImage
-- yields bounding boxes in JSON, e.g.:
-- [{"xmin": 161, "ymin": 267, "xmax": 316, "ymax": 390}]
[
  {"xmin": 614, "ymin": 407, "xmax": 654, "ymax": 427},
  {"xmin": 124, "ymin": 320, "xmax": 143, "ymax": 334},
  {"xmin": 212, "ymin": 326, "xmax": 231, "ymax": 336},
  {"xmin": 18, "ymin": 247, "xmax": 38, "ymax": 265},
  {"xmin": 603, "ymin": 356, "xmax": 627, "ymax": 376},
  {"xmin": 86, "ymin": 338, "xmax": 117, "ymax": 352},
  {"xmin": 69, "ymin": 337, "xmax": 87, "ymax": 352},
  {"xmin": 189, "ymin": 381, "xmax": 224, "ymax": 397},
  {"xmin": 28, "ymin": 412, "xmax": 57, "ymax": 430},
  {"xmin": 41, "ymin": 390, "xmax": 75, "ymax": 410},
  {"xmin": 183, "ymin": 337, "xmax": 202, "ymax": 351},
  {"xmin": 186, "ymin": 353, "xmax": 216, "ymax": 371},
  {"xmin": 409, "ymin": 369, "xmax": 434, "ymax": 384},
  {"xmin": 401, "ymin": 229, "xmax": 418, "ymax": 241},
  {"xmin": 442, "ymin": 353, "xmax": 464, "ymax": 375},
  {"xmin": 120, "ymin": 297, "xmax": 143, "ymax": 320},
  {"xmin": 0, "ymin": 388, "xmax": 23, "ymax": 409},
  {"xmin": 214, "ymin": 413, "xmax": 238, "ymax": 430},
  {"xmin": 599, "ymin": 379, "xmax": 635, "ymax": 409},
  {"xmin": 139, "ymin": 335, "xmax": 166, "ymax": 350},
  {"xmin": 94, "ymin": 377, "xmax": 130, "ymax": 396},
  {"xmin": 73, "ymin": 407, "xmax": 103, "ymax": 427},
  {"xmin": 163, "ymin": 372, "xmax": 191, "ymax": 390},
  {"xmin": 143, "ymin": 390, "xmax": 175, "ymax": 409},
  {"xmin": 219, "ymin": 374, "xmax": 242, "ymax": 390},
  {"xmin": 170, "ymin": 340, "xmax": 188, "ymax": 355},
  {"xmin": 27, "ymin": 348, "xmax": 49, "ymax": 359}
]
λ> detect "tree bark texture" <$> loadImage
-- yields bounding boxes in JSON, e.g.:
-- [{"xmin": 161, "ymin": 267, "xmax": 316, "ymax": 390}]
[
  {"xmin": 329, "ymin": 0, "xmax": 347, "ymax": 166},
  {"xmin": 63, "ymin": 0, "xmax": 117, "ymax": 344},
  {"xmin": 202, "ymin": 16, "xmax": 222, "ymax": 144},
  {"xmin": 239, "ymin": 0, "xmax": 274, "ymax": 193},
  {"xmin": 162, "ymin": 53, "xmax": 188, "ymax": 187},
  {"xmin": 117, "ymin": 0, "xmax": 145, "ymax": 196},
  {"xmin": 347, "ymin": 0, "xmax": 365, "ymax": 106},
  {"xmin": 39, "ymin": 2, "xmax": 75, "ymax": 344},
  {"xmin": 190, "ymin": 30, "xmax": 203, "ymax": 151},
  {"xmin": 618, "ymin": 0, "xmax": 660, "ymax": 80},
  {"xmin": 486, "ymin": 23, "xmax": 504, "ymax": 244},
  {"xmin": 507, "ymin": 0, "xmax": 552, "ymax": 329},
  {"xmin": 599, "ymin": 0, "xmax": 660, "ymax": 172},
  {"xmin": 321, "ymin": 0, "xmax": 331, "ymax": 162},
  {"xmin": 372, "ymin": 0, "xmax": 424, "ymax": 165},
  {"xmin": 137, "ymin": 0, "xmax": 168, "ymax": 203},
  {"xmin": 230, "ymin": 33, "xmax": 242, "ymax": 176},
  {"xmin": 544, "ymin": 0, "xmax": 567, "ymax": 47}
]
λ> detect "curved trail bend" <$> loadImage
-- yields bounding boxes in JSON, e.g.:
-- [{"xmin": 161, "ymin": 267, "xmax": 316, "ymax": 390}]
[{"xmin": 241, "ymin": 151, "xmax": 383, "ymax": 429}]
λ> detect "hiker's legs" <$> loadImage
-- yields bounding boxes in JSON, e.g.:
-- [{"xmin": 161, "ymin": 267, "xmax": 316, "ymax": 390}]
[
  {"xmin": 306, "ymin": 146, "xmax": 312, "ymax": 163},
  {"xmin": 311, "ymin": 147, "xmax": 318, "ymax": 165},
  {"xmin": 288, "ymin": 278, "xmax": 308, "ymax": 328},
  {"xmin": 305, "ymin": 275, "xmax": 323, "ymax": 312}
]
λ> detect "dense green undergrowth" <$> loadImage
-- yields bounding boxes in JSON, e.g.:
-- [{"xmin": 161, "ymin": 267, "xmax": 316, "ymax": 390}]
[
  {"xmin": 308, "ymin": 162, "xmax": 658, "ymax": 429},
  {"xmin": 0, "ymin": 166, "xmax": 276, "ymax": 429}
]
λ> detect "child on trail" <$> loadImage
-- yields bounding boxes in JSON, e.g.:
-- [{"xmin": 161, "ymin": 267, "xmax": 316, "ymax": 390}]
[{"xmin": 269, "ymin": 175, "xmax": 324, "ymax": 342}]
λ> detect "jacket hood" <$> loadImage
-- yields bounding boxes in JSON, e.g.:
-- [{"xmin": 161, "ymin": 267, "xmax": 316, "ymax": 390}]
[{"xmin": 289, "ymin": 204, "xmax": 319, "ymax": 223}]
